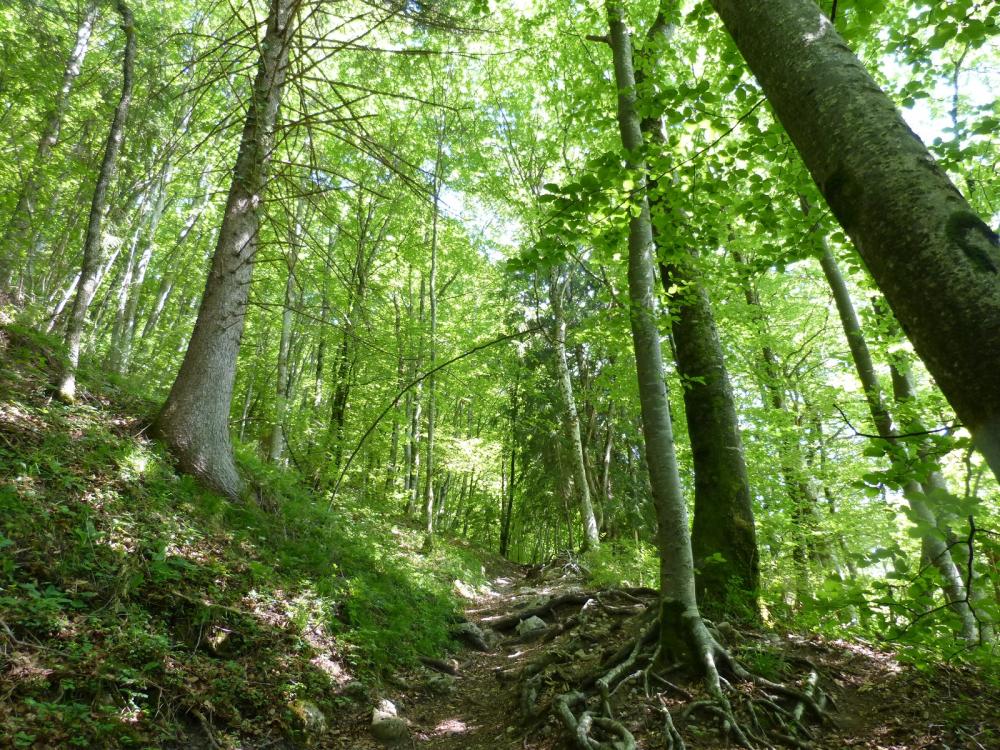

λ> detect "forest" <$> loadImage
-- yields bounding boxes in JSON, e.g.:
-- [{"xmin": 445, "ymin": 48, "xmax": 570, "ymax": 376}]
[{"xmin": 0, "ymin": 0, "xmax": 998, "ymax": 748}]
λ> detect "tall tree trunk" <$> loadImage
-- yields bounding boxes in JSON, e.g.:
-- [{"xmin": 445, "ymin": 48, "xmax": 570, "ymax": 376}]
[
  {"xmin": 500, "ymin": 368, "xmax": 520, "ymax": 558},
  {"xmin": 634, "ymin": 8, "xmax": 757, "ymax": 613},
  {"xmin": 108, "ymin": 217, "xmax": 142, "ymax": 370},
  {"xmin": 711, "ymin": 0, "xmax": 1000, "ymax": 483},
  {"xmin": 154, "ymin": 0, "xmax": 298, "ymax": 498},
  {"xmin": 549, "ymin": 267, "xmax": 600, "ymax": 551},
  {"xmin": 659, "ymin": 253, "xmax": 759, "ymax": 614},
  {"xmin": 422, "ymin": 129, "xmax": 443, "ymax": 552},
  {"xmin": 817, "ymin": 234, "xmax": 980, "ymax": 641},
  {"xmin": 312, "ymin": 232, "xmax": 336, "ymax": 408},
  {"xmin": 606, "ymin": 0, "xmax": 718, "ymax": 668},
  {"xmin": 268, "ymin": 251, "xmax": 297, "ymax": 463},
  {"xmin": 384, "ymin": 292, "xmax": 404, "ymax": 493},
  {"xmin": 1, "ymin": 1, "xmax": 98, "ymax": 294},
  {"xmin": 57, "ymin": 1, "xmax": 135, "ymax": 402}
]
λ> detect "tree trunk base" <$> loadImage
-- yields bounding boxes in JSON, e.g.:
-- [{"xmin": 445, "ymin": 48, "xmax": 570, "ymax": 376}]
[
  {"xmin": 520, "ymin": 599, "xmax": 831, "ymax": 749},
  {"xmin": 152, "ymin": 414, "xmax": 244, "ymax": 501}
]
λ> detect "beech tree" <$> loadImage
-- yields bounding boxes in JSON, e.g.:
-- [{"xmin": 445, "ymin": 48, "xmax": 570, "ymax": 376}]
[
  {"xmin": 57, "ymin": 0, "xmax": 135, "ymax": 402},
  {"xmin": 710, "ymin": 0, "xmax": 1000, "ymax": 483},
  {"xmin": 635, "ymin": 6, "xmax": 758, "ymax": 613},
  {"xmin": 0, "ymin": 1, "xmax": 98, "ymax": 298}
]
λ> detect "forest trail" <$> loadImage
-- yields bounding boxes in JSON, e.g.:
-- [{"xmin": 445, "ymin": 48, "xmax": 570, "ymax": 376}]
[
  {"xmin": 0, "ymin": 329, "xmax": 997, "ymax": 750},
  {"xmin": 334, "ymin": 560, "xmax": 1000, "ymax": 750}
]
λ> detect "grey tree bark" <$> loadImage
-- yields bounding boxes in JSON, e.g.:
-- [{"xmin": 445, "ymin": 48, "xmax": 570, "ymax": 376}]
[
  {"xmin": 422, "ymin": 127, "xmax": 443, "ymax": 552},
  {"xmin": 57, "ymin": 0, "xmax": 135, "ymax": 402},
  {"xmin": 606, "ymin": 0, "xmax": 720, "ymax": 671},
  {"xmin": 549, "ymin": 267, "xmax": 600, "ymax": 552},
  {"xmin": 816, "ymin": 234, "xmax": 980, "ymax": 641},
  {"xmin": 710, "ymin": 0, "xmax": 1000, "ymax": 483},
  {"xmin": 154, "ymin": 0, "xmax": 299, "ymax": 498},
  {"xmin": 1, "ymin": 1, "xmax": 98, "ymax": 294},
  {"xmin": 500, "ymin": 367, "xmax": 520, "ymax": 558},
  {"xmin": 268, "ymin": 247, "xmax": 297, "ymax": 463},
  {"xmin": 384, "ymin": 291, "xmax": 404, "ymax": 493},
  {"xmin": 660, "ymin": 254, "xmax": 760, "ymax": 615}
]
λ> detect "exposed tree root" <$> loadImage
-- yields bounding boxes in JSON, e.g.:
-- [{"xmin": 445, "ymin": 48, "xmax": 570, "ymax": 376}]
[{"xmin": 516, "ymin": 595, "xmax": 833, "ymax": 749}]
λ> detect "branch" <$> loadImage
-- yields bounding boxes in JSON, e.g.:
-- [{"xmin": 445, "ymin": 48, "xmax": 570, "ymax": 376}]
[
  {"xmin": 834, "ymin": 404, "xmax": 960, "ymax": 440},
  {"xmin": 327, "ymin": 325, "xmax": 544, "ymax": 503}
]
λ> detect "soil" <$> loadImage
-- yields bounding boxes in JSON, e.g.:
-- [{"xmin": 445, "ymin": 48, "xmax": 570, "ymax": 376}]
[{"xmin": 331, "ymin": 560, "xmax": 1000, "ymax": 750}]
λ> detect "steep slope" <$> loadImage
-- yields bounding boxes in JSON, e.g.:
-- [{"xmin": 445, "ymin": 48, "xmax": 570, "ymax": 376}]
[{"xmin": 0, "ymin": 324, "xmax": 493, "ymax": 748}]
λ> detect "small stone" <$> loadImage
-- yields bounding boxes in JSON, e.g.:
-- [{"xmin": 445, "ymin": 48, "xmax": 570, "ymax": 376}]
[
  {"xmin": 426, "ymin": 673, "xmax": 456, "ymax": 695},
  {"xmin": 289, "ymin": 699, "xmax": 327, "ymax": 734},
  {"xmin": 453, "ymin": 621, "xmax": 491, "ymax": 651},
  {"xmin": 516, "ymin": 615, "xmax": 547, "ymax": 636},
  {"xmin": 372, "ymin": 699, "xmax": 409, "ymax": 744},
  {"xmin": 373, "ymin": 698, "xmax": 398, "ymax": 721},
  {"xmin": 371, "ymin": 716, "xmax": 409, "ymax": 744}
]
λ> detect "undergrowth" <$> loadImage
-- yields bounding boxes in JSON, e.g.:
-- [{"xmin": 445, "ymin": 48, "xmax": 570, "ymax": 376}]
[{"xmin": 0, "ymin": 324, "xmax": 488, "ymax": 748}]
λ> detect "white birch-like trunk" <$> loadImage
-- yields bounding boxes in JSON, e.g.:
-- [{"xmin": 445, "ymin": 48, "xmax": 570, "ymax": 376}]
[{"xmin": 1, "ymin": 1, "xmax": 98, "ymax": 293}]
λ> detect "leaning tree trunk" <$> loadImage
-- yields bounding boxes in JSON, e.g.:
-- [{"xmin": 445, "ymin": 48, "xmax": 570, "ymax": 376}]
[
  {"xmin": 817, "ymin": 235, "xmax": 980, "ymax": 641},
  {"xmin": 154, "ymin": 0, "xmax": 298, "ymax": 498},
  {"xmin": 549, "ymin": 267, "xmax": 600, "ymax": 552},
  {"xmin": 1, "ymin": 1, "xmax": 98, "ymax": 295},
  {"xmin": 57, "ymin": 0, "xmax": 135, "ymax": 403},
  {"xmin": 710, "ymin": 0, "xmax": 1000, "ymax": 483}
]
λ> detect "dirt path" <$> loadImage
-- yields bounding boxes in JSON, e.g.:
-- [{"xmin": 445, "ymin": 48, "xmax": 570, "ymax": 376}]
[{"xmin": 335, "ymin": 566, "xmax": 1000, "ymax": 750}]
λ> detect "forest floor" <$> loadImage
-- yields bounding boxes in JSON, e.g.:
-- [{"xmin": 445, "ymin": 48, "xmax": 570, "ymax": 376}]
[
  {"xmin": 1, "ymin": 323, "xmax": 999, "ymax": 750},
  {"xmin": 334, "ymin": 560, "xmax": 1000, "ymax": 750}
]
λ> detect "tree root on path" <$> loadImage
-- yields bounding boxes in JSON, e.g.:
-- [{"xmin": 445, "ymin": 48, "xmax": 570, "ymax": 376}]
[{"xmin": 517, "ymin": 599, "xmax": 833, "ymax": 749}]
